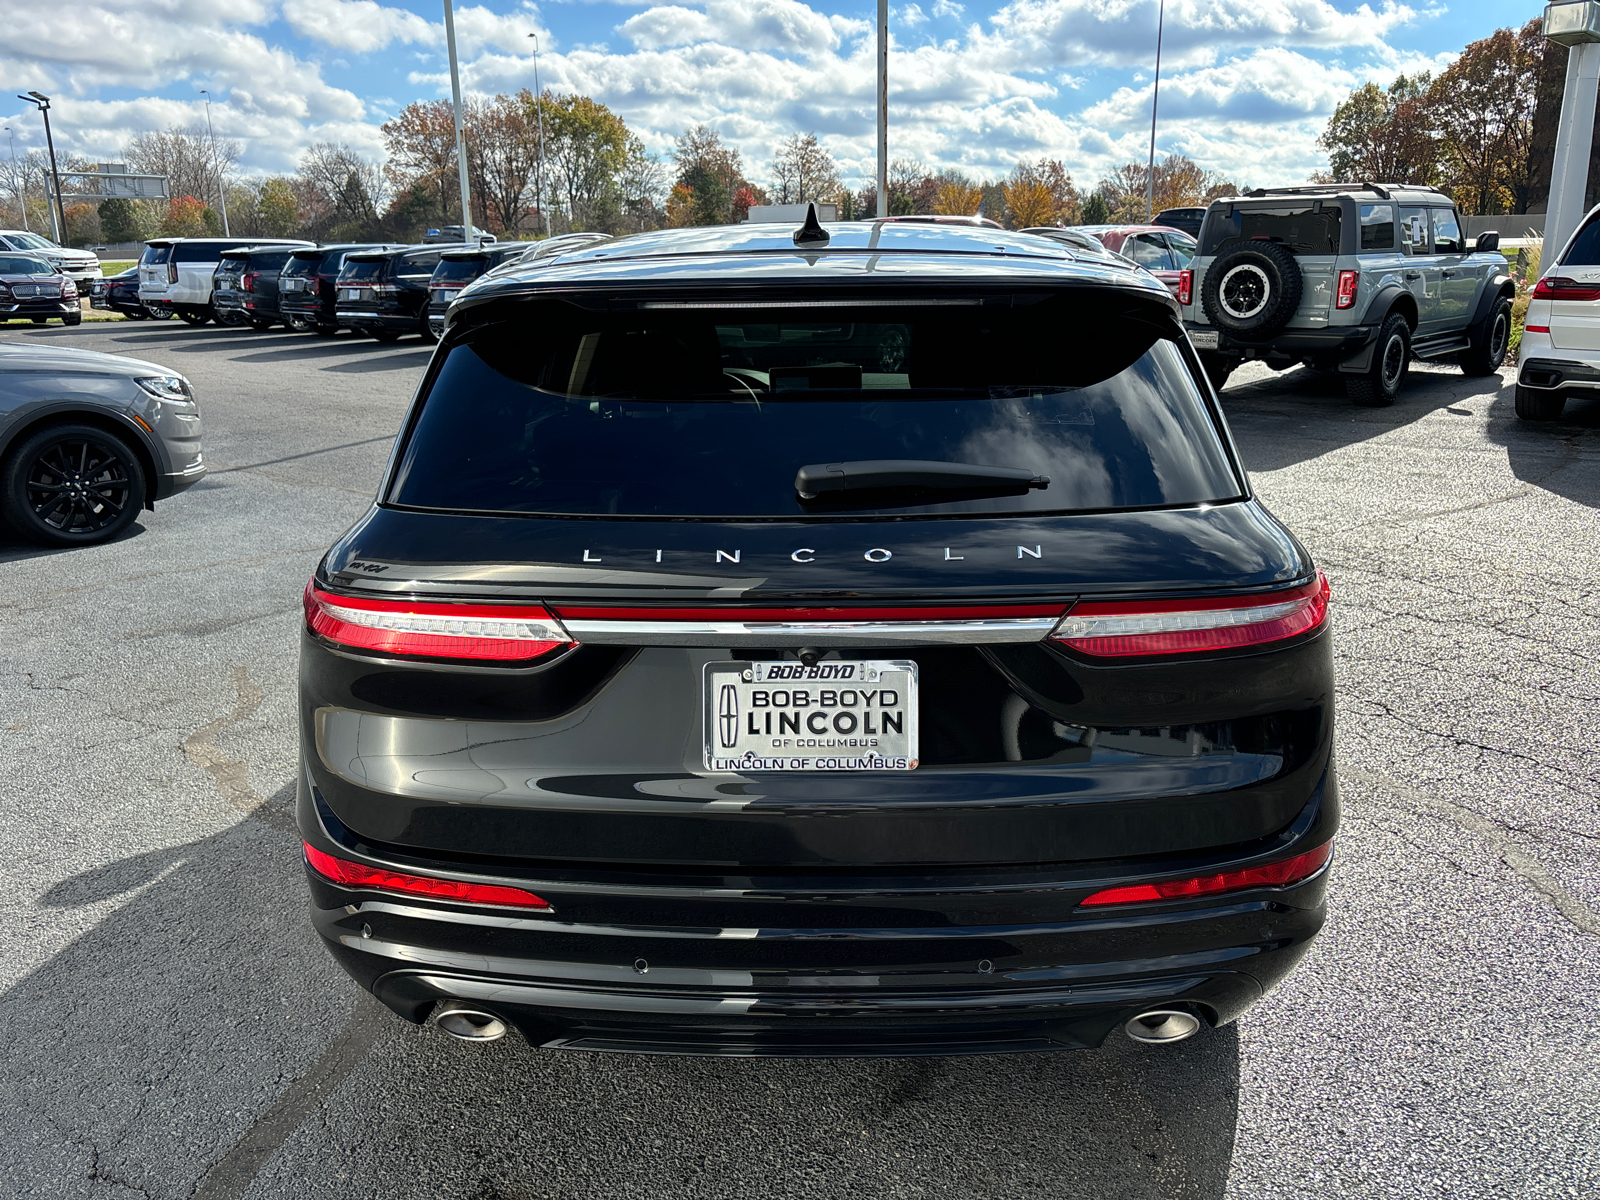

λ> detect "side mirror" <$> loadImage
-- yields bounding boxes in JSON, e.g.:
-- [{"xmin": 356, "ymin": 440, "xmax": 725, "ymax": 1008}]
[{"xmin": 1475, "ymin": 231, "xmax": 1500, "ymax": 253}]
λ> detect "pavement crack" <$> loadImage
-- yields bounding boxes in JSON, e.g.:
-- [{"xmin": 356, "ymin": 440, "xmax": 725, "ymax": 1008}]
[
  {"xmin": 1343, "ymin": 765, "xmax": 1600, "ymax": 937},
  {"xmin": 181, "ymin": 665, "xmax": 265, "ymax": 813}
]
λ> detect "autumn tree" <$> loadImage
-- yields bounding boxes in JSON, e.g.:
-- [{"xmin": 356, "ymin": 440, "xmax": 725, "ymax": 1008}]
[
  {"xmin": 1428, "ymin": 23, "xmax": 1542, "ymax": 213},
  {"xmin": 255, "ymin": 178, "xmax": 300, "ymax": 237},
  {"xmin": 125, "ymin": 126, "xmax": 239, "ymax": 214},
  {"xmin": 673, "ymin": 124, "xmax": 747, "ymax": 225},
  {"xmin": 296, "ymin": 142, "xmax": 385, "ymax": 238},
  {"xmin": 161, "ymin": 195, "xmax": 209, "ymax": 237},
  {"xmin": 1081, "ymin": 192, "xmax": 1111, "ymax": 225},
  {"xmin": 1002, "ymin": 159, "xmax": 1080, "ymax": 227},
  {"xmin": 466, "ymin": 92, "xmax": 540, "ymax": 233},
  {"xmin": 770, "ymin": 133, "xmax": 841, "ymax": 205},
  {"xmin": 382, "ymin": 100, "xmax": 459, "ymax": 225},
  {"xmin": 933, "ymin": 178, "xmax": 982, "ymax": 216},
  {"xmin": 1318, "ymin": 75, "xmax": 1438, "ymax": 185}
]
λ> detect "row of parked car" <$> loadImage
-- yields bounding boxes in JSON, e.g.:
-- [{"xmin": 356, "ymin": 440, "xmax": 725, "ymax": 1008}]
[{"xmin": 88, "ymin": 232, "xmax": 614, "ymax": 341}]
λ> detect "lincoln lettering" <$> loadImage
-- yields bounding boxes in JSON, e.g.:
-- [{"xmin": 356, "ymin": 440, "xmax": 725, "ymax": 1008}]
[{"xmin": 747, "ymin": 687, "xmax": 903, "ymax": 739}]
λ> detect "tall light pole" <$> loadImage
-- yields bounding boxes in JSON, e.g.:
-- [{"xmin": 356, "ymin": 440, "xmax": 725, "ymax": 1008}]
[
  {"xmin": 876, "ymin": 0, "xmax": 888, "ymax": 218},
  {"xmin": 200, "ymin": 89, "xmax": 231, "ymax": 236},
  {"xmin": 1544, "ymin": 1, "xmax": 1600, "ymax": 261},
  {"xmin": 1145, "ymin": 0, "xmax": 1166, "ymax": 223},
  {"xmin": 18, "ymin": 93, "xmax": 65, "ymax": 243},
  {"xmin": 443, "ymin": 0, "xmax": 475, "ymax": 243},
  {"xmin": 528, "ymin": 33, "xmax": 547, "ymax": 238},
  {"xmin": 4, "ymin": 126, "xmax": 25, "ymax": 232}
]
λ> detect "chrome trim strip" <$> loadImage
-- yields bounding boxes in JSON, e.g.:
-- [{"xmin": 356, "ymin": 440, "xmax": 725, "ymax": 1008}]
[{"xmin": 561, "ymin": 616, "xmax": 1058, "ymax": 646}]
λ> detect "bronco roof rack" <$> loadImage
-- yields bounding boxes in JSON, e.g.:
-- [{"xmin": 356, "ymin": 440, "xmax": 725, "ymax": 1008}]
[{"xmin": 1239, "ymin": 182, "xmax": 1453, "ymax": 202}]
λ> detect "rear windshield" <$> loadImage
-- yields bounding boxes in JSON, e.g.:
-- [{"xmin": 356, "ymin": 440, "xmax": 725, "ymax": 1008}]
[
  {"xmin": 388, "ymin": 297, "xmax": 1242, "ymax": 519},
  {"xmin": 397, "ymin": 253, "xmax": 442, "ymax": 277},
  {"xmin": 1202, "ymin": 206, "xmax": 1342, "ymax": 256},
  {"xmin": 141, "ymin": 244, "xmax": 172, "ymax": 265},
  {"xmin": 174, "ymin": 242, "xmax": 229, "ymax": 263},
  {"xmin": 217, "ymin": 256, "xmax": 249, "ymax": 274},
  {"xmin": 433, "ymin": 257, "xmax": 487, "ymax": 284},
  {"xmin": 339, "ymin": 258, "xmax": 388, "ymax": 283},
  {"xmin": 1564, "ymin": 215, "xmax": 1600, "ymax": 265},
  {"xmin": 284, "ymin": 252, "xmax": 325, "ymax": 277}
]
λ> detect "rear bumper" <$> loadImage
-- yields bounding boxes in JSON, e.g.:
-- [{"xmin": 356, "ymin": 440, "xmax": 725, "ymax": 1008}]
[
  {"xmin": 1518, "ymin": 356, "xmax": 1600, "ymax": 392},
  {"xmin": 302, "ymin": 773, "xmax": 1335, "ymax": 1056},
  {"xmin": 1186, "ymin": 322, "xmax": 1378, "ymax": 370},
  {"xmin": 336, "ymin": 307, "xmax": 416, "ymax": 332}
]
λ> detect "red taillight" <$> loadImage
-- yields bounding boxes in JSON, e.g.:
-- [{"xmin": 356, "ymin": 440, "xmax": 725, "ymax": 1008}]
[
  {"xmin": 1080, "ymin": 841, "xmax": 1333, "ymax": 907},
  {"xmin": 303, "ymin": 581, "xmax": 572, "ymax": 662},
  {"xmin": 241, "ymin": 272, "xmax": 258, "ymax": 293},
  {"xmin": 1523, "ymin": 325, "xmax": 1550, "ymax": 334},
  {"xmin": 1051, "ymin": 570, "xmax": 1330, "ymax": 657},
  {"xmin": 1336, "ymin": 270, "xmax": 1358, "ymax": 309},
  {"xmin": 303, "ymin": 842, "xmax": 554, "ymax": 910},
  {"xmin": 166, "ymin": 260, "xmax": 178, "ymax": 284},
  {"xmin": 1177, "ymin": 269, "xmax": 1193, "ymax": 306},
  {"xmin": 1532, "ymin": 276, "xmax": 1600, "ymax": 302}
]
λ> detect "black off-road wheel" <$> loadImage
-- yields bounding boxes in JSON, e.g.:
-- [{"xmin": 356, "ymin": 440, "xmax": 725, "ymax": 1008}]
[
  {"xmin": 1461, "ymin": 297, "xmax": 1512, "ymax": 376},
  {"xmin": 0, "ymin": 423, "xmax": 147, "ymax": 547},
  {"xmin": 1200, "ymin": 241, "xmax": 1303, "ymax": 339},
  {"xmin": 1347, "ymin": 312, "xmax": 1411, "ymax": 407},
  {"xmin": 1514, "ymin": 385, "xmax": 1566, "ymax": 421}
]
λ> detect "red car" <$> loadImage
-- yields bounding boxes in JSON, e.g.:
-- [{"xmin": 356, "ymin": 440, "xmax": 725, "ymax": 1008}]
[{"xmin": 1074, "ymin": 225, "xmax": 1198, "ymax": 300}]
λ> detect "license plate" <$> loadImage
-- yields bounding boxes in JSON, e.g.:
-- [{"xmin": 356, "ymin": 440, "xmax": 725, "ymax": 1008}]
[
  {"xmin": 703, "ymin": 660, "xmax": 919, "ymax": 772},
  {"xmin": 341, "ymin": 287, "xmax": 368, "ymax": 300},
  {"xmin": 283, "ymin": 279, "xmax": 305, "ymax": 291},
  {"xmin": 1190, "ymin": 330, "xmax": 1219, "ymax": 350}
]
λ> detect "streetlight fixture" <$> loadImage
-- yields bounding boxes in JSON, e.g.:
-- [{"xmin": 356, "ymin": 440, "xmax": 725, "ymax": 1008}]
[
  {"xmin": 199, "ymin": 89, "xmax": 231, "ymax": 236},
  {"xmin": 528, "ymin": 33, "xmax": 547, "ymax": 238},
  {"xmin": 17, "ymin": 92, "xmax": 66, "ymax": 243},
  {"xmin": 442, "ymin": 0, "xmax": 475, "ymax": 243},
  {"xmin": 1145, "ymin": 0, "xmax": 1166, "ymax": 223},
  {"xmin": 4, "ymin": 126, "xmax": 25, "ymax": 232}
]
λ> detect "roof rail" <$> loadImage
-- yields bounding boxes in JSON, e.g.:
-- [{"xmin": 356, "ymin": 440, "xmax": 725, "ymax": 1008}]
[{"xmin": 1240, "ymin": 181, "xmax": 1453, "ymax": 202}]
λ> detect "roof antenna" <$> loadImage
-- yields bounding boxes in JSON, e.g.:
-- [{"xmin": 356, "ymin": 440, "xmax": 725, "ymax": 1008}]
[{"xmin": 793, "ymin": 201, "xmax": 830, "ymax": 248}]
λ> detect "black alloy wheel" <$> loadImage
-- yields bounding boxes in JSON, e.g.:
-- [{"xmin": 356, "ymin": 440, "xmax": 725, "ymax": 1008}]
[
  {"xmin": 0, "ymin": 424, "xmax": 146, "ymax": 547},
  {"xmin": 1347, "ymin": 312, "xmax": 1411, "ymax": 407},
  {"xmin": 1199, "ymin": 241, "xmax": 1303, "ymax": 338},
  {"xmin": 314, "ymin": 323, "xmax": 339, "ymax": 337},
  {"xmin": 63, "ymin": 312, "xmax": 82, "ymax": 326},
  {"xmin": 418, "ymin": 314, "xmax": 439, "ymax": 344},
  {"xmin": 1461, "ymin": 298, "xmax": 1512, "ymax": 376},
  {"xmin": 145, "ymin": 306, "xmax": 174, "ymax": 321},
  {"xmin": 249, "ymin": 317, "xmax": 274, "ymax": 331},
  {"xmin": 1514, "ymin": 384, "xmax": 1566, "ymax": 421},
  {"xmin": 178, "ymin": 307, "xmax": 211, "ymax": 326}
]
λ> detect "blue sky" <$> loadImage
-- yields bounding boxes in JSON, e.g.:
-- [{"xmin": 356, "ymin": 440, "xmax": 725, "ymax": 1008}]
[{"xmin": 0, "ymin": 0, "xmax": 1547, "ymax": 197}]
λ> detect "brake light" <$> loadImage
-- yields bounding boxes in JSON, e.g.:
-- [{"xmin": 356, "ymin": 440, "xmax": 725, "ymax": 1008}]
[
  {"xmin": 303, "ymin": 581, "xmax": 572, "ymax": 662},
  {"xmin": 303, "ymin": 842, "xmax": 554, "ymax": 910},
  {"xmin": 1177, "ymin": 269, "xmax": 1192, "ymax": 306},
  {"xmin": 1079, "ymin": 841, "xmax": 1332, "ymax": 906},
  {"xmin": 1532, "ymin": 276, "xmax": 1600, "ymax": 302},
  {"xmin": 166, "ymin": 260, "xmax": 178, "ymax": 284},
  {"xmin": 241, "ymin": 272, "xmax": 258, "ymax": 293},
  {"xmin": 1051, "ymin": 570, "xmax": 1329, "ymax": 657},
  {"xmin": 1336, "ymin": 270, "xmax": 1358, "ymax": 309}
]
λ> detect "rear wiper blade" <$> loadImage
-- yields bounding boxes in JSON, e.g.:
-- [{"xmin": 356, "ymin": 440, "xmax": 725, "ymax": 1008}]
[{"xmin": 795, "ymin": 459, "xmax": 1049, "ymax": 500}]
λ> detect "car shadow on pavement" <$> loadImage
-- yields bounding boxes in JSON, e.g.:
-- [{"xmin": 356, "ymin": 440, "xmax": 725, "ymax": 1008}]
[
  {"xmin": 1221, "ymin": 364, "xmax": 1506, "ymax": 474},
  {"xmin": 229, "ymin": 339, "xmax": 426, "ymax": 365},
  {"xmin": 320, "ymin": 348, "xmax": 434, "ymax": 373},
  {"xmin": 0, "ymin": 521, "xmax": 146, "ymax": 565},
  {"xmin": 1485, "ymin": 388, "xmax": 1600, "ymax": 510},
  {"xmin": 2, "ymin": 795, "xmax": 1244, "ymax": 1200}
]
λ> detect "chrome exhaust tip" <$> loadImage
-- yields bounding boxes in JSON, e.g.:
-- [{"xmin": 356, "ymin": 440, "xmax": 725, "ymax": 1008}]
[
  {"xmin": 434, "ymin": 1001, "xmax": 508, "ymax": 1043},
  {"xmin": 1124, "ymin": 1009, "xmax": 1203, "ymax": 1045}
]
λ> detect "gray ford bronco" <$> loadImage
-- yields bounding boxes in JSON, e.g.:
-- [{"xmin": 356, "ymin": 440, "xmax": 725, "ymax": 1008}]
[{"xmin": 1181, "ymin": 184, "xmax": 1515, "ymax": 405}]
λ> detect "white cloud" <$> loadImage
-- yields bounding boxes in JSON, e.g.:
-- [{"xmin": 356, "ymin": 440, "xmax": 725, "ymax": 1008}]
[
  {"xmin": 899, "ymin": 5, "xmax": 929, "ymax": 27},
  {"xmin": 933, "ymin": 0, "xmax": 965, "ymax": 17},
  {"xmin": 620, "ymin": 0, "xmax": 843, "ymax": 56},
  {"xmin": 281, "ymin": 0, "xmax": 435, "ymax": 53}
]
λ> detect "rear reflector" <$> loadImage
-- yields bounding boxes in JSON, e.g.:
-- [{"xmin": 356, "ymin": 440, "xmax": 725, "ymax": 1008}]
[
  {"xmin": 1522, "ymin": 325, "xmax": 1549, "ymax": 334},
  {"xmin": 304, "ymin": 581, "xmax": 571, "ymax": 662},
  {"xmin": 303, "ymin": 842, "xmax": 554, "ymax": 910},
  {"xmin": 1052, "ymin": 570, "xmax": 1329, "ymax": 657},
  {"xmin": 1079, "ymin": 841, "xmax": 1333, "ymax": 906}
]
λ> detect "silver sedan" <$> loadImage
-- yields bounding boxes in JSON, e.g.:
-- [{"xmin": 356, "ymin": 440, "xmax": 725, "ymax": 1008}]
[{"xmin": 0, "ymin": 342, "xmax": 205, "ymax": 546}]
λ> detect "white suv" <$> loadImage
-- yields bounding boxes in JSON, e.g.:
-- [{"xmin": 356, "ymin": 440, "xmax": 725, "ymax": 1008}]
[
  {"xmin": 1516, "ymin": 203, "xmax": 1600, "ymax": 421},
  {"xmin": 138, "ymin": 237, "xmax": 311, "ymax": 325},
  {"xmin": 0, "ymin": 231, "xmax": 102, "ymax": 287}
]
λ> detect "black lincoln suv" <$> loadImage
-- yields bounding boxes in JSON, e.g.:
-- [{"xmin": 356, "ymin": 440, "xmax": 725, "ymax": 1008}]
[
  {"xmin": 334, "ymin": 246, "xmax": 447, "ymax": 341},
  {"xmin": 279, "ymin": 244, "xmax": 402, "ymax": 336},
  {"xmin": 423, "ymin": 243, "xmax": 532, "ymax": 341},
  {"xmin": 299, "ymin": 213, "xmax": 1337, "ymax": 1057}
]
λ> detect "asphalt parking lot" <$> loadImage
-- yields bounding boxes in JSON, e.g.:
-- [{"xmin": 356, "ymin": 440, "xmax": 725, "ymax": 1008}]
[{"xmin": 1, "ymin": 320, "xmax": 1598, "ymax": 1200}]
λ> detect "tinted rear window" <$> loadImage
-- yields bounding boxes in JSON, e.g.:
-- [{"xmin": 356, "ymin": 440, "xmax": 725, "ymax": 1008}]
[
  {"xmin": 284, "ymin": 252, "xmax": 325, "ymax": 277},
  {"xmin": 339, "ymin": 258, "xmax": 389, "ymax": 283},
  {"xmin": 249, "ymin": 251, "xmax": 294, "ymax": 271},
  {"xmin": 389, "ymin": 297, "xmax": 1242, "ymax": 518},
  {"xmin": 1565, "ymin": 216, "xmax": 1600, "ymax": 265},
  {"xmin": 174, "ymin": 242, "xmax": 230, "ymax": 263},
  {"xmin": 218, "ymin": 256, "xmax": 249, "ymax": 273},
  {"xmin": 398, "ymin": 253, "xmax": 441, "ymax": 276},
  {"xmin": 141, "ymin": 244, "xmax": 172, "ymax": 265},
  {"xmin": 1202, "ymin": 206, "xmax": 1342, "ymax": 256},
  {"xmin": 433, "ymin": 257, "xmax": 487, "ymax": 284}
]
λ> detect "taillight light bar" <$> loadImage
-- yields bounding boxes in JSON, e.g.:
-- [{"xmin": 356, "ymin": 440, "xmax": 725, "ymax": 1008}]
[
  {"xmin": 1079, "ymin": 841, "xmax": 1332, "ymax": 906},
  {"xmin": 1051, "ymin": 570, "xmax": 1329, "ymax": 657},
  {"xmin": 1336, "ymin": 270, "xmax": 1358, "ymax": 309},
  {"xmin": 303, "ymin": 581, "xmax": 572, "ymax": 662},
  {"xmin": 1532, "ymin": 276, "xmax": 1600, "ymax": 302},
  {"xmin": 166, "ymin": 260, "xmax": 178, "ymax": 284},
  {"xmin": 1177, "ymin": 269, "xmax": 1193, "ymax": 306},
  {"xmin": 241, "ymin": 272, "xmax": 258, "ymax": 293},
  {"xmin": 303, "ymin": 842, "xmax": 554, "ymax": 910},
  {"xmin": 551, "ymin": 603, "xmax": 1068, "ymax": 646}
]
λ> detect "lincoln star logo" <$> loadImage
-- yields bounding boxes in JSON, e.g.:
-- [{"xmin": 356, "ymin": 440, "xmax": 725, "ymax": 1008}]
[{"xmin": 718, "ymin": 684, "xmax": 739, "ymax": 748}]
